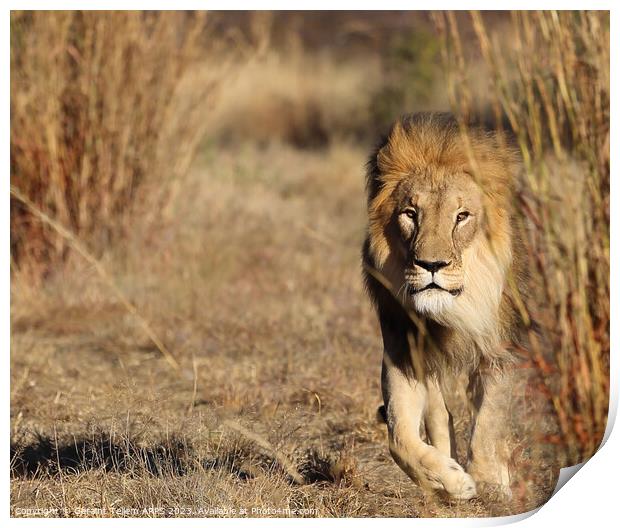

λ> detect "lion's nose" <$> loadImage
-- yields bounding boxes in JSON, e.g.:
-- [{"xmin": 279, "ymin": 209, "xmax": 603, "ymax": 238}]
[{"xmin": 414, "ymin": 259, "xmax": 450, "ymax": 273}]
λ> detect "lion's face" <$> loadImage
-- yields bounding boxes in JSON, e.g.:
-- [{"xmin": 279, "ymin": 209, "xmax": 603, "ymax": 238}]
[
  {"xmin": 366, "ymin": 114, "xmax": 517, "ymax": 336},
  {"xmin": 392, "ymin": 171, "xmax": 484, "ymax": 316}
]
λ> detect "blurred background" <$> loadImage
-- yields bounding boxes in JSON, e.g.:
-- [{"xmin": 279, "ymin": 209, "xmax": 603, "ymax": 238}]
[{"xmin": 10, "ymin": 11, "xmax": 609, "ymax": 518}]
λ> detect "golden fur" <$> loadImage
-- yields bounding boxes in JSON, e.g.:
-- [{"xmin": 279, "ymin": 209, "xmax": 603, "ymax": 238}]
[{"xmin": 362, "ymin": 112, "xmax": 523, "ymax": 498}]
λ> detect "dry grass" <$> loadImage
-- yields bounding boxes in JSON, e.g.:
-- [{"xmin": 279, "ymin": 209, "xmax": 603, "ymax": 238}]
[
  {"xmin": 434, "ymin": 10, "xmax": 610, "ymax": 463},
  {"xmin": 208, "ymin": 50, "xmax": 383, "ymax": 147},
  {"xmin": 10, "ymin": 10, "xmax": 606, "ymax": 518},
  {"xmin": 10, "ymin": 11, "xmax": 225, "ymax": 277}
]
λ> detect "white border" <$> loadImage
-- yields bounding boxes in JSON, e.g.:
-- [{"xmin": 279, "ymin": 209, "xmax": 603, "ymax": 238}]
[{"xmin": 5, "ymin": 3, "xmax": 616, "ymax": 526}]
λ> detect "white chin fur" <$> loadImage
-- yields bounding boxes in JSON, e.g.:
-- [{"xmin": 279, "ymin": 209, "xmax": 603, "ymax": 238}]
[{"xmin": 411, "ymin": 289, "xmax": 455, "ymax": 317}]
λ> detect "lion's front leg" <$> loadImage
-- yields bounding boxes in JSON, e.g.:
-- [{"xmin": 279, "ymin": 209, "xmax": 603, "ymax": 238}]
[
  {"xmin": 467, "ymin": 368, "xmax": 514, "ymax": 495},
  {"xmin": 380, "ymin": 313, "xmax": 476, "ymax": 500},
  {"xmin": 382, "ymin": 355, "xmax": 476, "ymax": 499},
  {"xmin": 424, "ymin": 376, "xmax": 453, "ymax": 458}
]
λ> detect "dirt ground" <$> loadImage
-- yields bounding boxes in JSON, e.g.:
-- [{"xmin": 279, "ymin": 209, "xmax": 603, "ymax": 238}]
[{"xmin": 10, "ymin": 139, "xmax": 562, "ymax": 518}]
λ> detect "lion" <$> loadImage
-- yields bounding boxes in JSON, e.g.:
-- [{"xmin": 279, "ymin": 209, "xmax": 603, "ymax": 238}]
[{"xmin": 362, "ymin": 112, "xmax": 525, "ymax": 500}]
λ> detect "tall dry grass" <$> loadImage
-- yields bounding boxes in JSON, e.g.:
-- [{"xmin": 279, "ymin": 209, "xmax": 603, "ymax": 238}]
[
  {"xmin": 10, "ymin": 11, "xmax": 225, "ymax": 278},
  {"xmin": 433, "ymin": 11, "xmax": 609, "ymax": 463}
]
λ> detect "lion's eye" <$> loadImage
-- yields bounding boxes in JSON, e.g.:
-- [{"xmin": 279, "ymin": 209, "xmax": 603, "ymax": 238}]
[
  {"xmin": 403, "ymin": 208, "xmax": 417, "ymax": 221},
  {"xmin": 456, "ymin": 211, "xmax": 470, "ymax": 223}
]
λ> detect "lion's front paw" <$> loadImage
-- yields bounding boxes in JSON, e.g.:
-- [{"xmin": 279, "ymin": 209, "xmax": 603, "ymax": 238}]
[
  {"xmin": 416, "ymin": 446, "xmax": 477, "ymax": 500},
  {"xmin": 467, "ymin": 460, "xmax": 511, "ymax": 499}
]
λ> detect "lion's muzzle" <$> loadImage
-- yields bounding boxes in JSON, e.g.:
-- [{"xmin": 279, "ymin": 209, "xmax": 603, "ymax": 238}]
[{"xmin": 406, "ymin": 262, "xmax": 464, "ymax": 299}]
